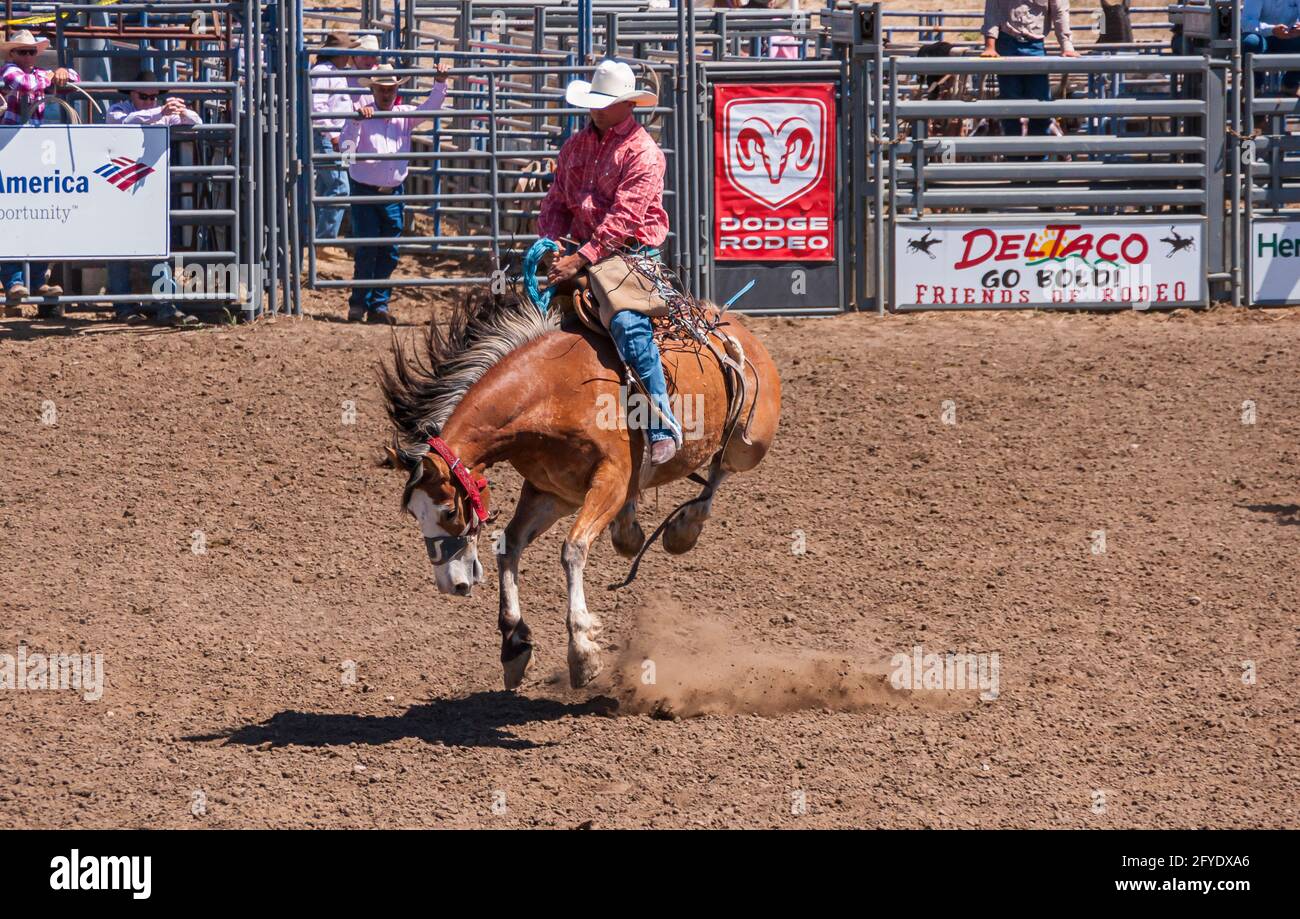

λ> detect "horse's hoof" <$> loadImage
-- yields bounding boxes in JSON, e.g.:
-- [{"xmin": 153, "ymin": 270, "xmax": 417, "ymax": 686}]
[
  {"xmin": 502, "ymin": 644, "xmax": 532, "ymax": 690},
  {"xmin": 610, "ymin": 521, "xmax": 646, "ymax": 558},
  {"xmin": 567, "ymin": 644, "xmax": 603, "ymax": 689},
  {"xmin": 663, "ymin": 519, "xmax": 703, "ymax": 555}
]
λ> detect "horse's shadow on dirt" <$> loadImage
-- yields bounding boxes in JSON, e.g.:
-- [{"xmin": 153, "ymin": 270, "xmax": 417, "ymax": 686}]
[
  {"xmin": 1240, "ymin": 503, "xmax": 1300, "ymax": 526},
  {"xmin": 185, "ymin": 691, "xmax": 618, "ymax": 751}
]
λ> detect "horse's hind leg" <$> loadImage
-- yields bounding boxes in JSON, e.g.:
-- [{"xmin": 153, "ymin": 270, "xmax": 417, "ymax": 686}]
[
  {"xmin": 609, "ymin": 498, "xmax": 645, "ymax": 558},
  {"xmin": 563, "ymin": 462, "xmax": 630, "ymax": 688},
  {"xmin": 663, "ymin": 462, "xmax": 730, "ymax": 555},
  {"xmin": 499, "ymin": 481, "xmax": 574, "ymax": 690}
]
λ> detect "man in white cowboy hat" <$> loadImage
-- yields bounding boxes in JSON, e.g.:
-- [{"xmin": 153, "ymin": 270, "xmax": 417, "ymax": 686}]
[
  {"xmin": 338, "ymin": 60, "xmax": 452, "ymax": 323},
  {"xmin": 538, "ymin": 58, "xmax": 681, "ymax": 465},
  {"xmin": 310, "ymin": 30, "xmax": 359, "ymax": 242},
  {"xmin": 1, "ymin": 29, "xmax": 79, "ymax": 317}
]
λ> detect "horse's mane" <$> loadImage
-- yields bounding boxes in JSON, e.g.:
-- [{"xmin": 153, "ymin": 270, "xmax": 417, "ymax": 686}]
[{"xmin": 379, "ymin": 290, "xmax": 560, "ymax": 460}]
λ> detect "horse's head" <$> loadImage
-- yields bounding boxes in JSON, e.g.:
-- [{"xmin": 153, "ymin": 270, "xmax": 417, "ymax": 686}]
[{"xmin": 387, "ymin": 440, "xmax": 492, "ymax": 597}]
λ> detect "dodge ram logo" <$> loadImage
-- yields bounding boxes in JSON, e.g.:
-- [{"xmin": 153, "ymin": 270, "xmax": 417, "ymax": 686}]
[{"xmin": 723, "ymin": 97, "xmax": 828, "ymax": 210}]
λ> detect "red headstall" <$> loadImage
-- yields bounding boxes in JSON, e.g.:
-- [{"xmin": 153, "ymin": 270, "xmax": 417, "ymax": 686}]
[{"xmin": 425, "ymin": 436, "xmax": 489, "ymax": 525}]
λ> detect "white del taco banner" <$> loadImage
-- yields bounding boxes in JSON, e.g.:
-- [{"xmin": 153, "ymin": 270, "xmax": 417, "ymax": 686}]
[
  {"xmin": 1250, "ymin": 219, "xmax": 1300, "ymax": 304},
  {"xmin": 894, "ymin": 220, "xmax": 1204, "ymax": 308},
  {"xmin": 0, "ymin": 125, "xmax": 169, "ymax": 260}
]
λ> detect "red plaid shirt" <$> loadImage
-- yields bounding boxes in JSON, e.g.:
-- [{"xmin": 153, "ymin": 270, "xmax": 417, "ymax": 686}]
[
  {"xmin": 1, "ymin": 62, "xmax": 79, "ymax": 126},
  {"xmin": 538, "ymin": 114, "xmax": 669, "ymax": 264}
]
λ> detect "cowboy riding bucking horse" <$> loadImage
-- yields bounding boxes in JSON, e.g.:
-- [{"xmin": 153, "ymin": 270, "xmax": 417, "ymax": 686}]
[{"xmin": 381, "ymin": 59, "xmax": 781, "ymax": 690}]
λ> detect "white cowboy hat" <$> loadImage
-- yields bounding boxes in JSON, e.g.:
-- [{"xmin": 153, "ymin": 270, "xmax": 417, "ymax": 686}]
[
  {"xmin": 1, "ymin": 30, "xmax": 51, "ymax": 55},
  {"xmin": 359, "ymin": 64, "xmax": 406, "ymax": 88},
  {"xmin": 565, "ymin": 59, "xmax": 657, "ymax": 109},
  {"xmin": 352, "ymin": 34, "xmax": 381, "ymax": 52}
]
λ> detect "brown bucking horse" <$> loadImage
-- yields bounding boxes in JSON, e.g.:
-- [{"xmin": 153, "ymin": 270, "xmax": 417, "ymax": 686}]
[{"xmin": 380, "ymin": 292, "xmax": 781, "ymax": 690}]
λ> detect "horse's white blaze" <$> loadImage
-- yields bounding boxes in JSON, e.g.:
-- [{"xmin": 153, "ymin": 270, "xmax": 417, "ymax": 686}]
[
  {"xmin": 407, "ymin": 490, "xmax": 482, "ymax": 594},
  {"xmin": 408, "ymin": 490, "xmax": 452, "ymax": 538}
]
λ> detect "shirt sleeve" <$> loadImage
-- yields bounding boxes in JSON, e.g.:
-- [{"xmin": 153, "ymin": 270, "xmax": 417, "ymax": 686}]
[
  {"xmin": 1051, "ymin": 0, "xmax": 1073, "ymax": 46},
  {"xmin": 311, "ymin": 72, "xmax": 333, "ymax": 115},
  {"xmin": 1244, "ymin": 0, "xmax": 1273, "ymax": 33},
  {"xmin": 121, "ymin": 105, "xmax": 165, "ymax": 125},
  {"xmin": 536, "ymin": 137, "xmax": 574, "ymax": 242},
  {"xmin": 577, "ymin": 144, "xmax": 665, "ymax": 263},
  {"xmin": 397, "ymin": 82, "xmax": 448, "ymax": 126},
  {"xmin": 981, "ymin": 0, "xmax": 1001, "ymax": 39},
  {"xmin": 340, "ymin": 112, "xmax": 362, "ymax": 162}
]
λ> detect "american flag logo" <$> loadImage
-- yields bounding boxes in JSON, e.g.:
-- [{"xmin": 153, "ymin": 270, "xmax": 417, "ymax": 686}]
[{"xmin": 94, "ymin": 157, "xmax": 155, "ymax": 191}]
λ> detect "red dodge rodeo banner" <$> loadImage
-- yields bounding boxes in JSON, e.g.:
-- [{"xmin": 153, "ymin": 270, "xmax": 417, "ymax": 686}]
[{"xmin": 713, "ymin": 82, "xmax": 836, "ymax": 261}]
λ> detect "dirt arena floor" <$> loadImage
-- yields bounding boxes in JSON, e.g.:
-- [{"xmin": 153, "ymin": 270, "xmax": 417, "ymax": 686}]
[{"xmin": 1, "ymin": 291, "xmax": 1297, "ymax": 829}]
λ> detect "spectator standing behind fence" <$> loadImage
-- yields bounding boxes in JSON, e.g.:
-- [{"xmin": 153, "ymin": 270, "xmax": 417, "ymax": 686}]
[
  {"xmin": 1242, "ymin": 0, "xmax": 1300, "ymax": 95},
  {"xmin": 310, "ymin": 31, "xmax": 358, "ymax": 242},
  {"xmin": 103, "ymin": 70, "xmax": 203, "ymax": 326},
  {"xmin": 1, "ymin": 30, "xmax": 79, "ymax": 318},
  {"xmin": 980, "ymin": 0, "xmax": 1078, "ymax": 139},
  {"xmin": 339, "ymin": 61, "xmax": 451, "ymax": 324},
  {"xmin": 349, "ymin": 34, "xmax": 381, "ymax": 88}
]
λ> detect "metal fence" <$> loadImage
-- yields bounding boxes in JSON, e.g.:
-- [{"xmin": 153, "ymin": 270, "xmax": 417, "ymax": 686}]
[
  {"xmin": 2, "ymin": 0, "xmax": 301, "ymax": 319},
  {"xmin": 9, "ymin": 1, "xmax": 1300, "ymax": 320}
]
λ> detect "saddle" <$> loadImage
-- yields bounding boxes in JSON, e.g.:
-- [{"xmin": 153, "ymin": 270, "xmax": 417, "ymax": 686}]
[{"xmin": 552, "ymin": 254, "xmax": 760, "ymax": 475}]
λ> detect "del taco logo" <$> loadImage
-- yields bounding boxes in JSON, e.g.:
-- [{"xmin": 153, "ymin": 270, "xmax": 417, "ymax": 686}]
[
  {"xmin": 895, "ymin": 220, "xmax": 1204, "ymax": 307},
  {"xmin": 950, "ymin": 224, "xmax": 1164, "ymax": 270}
]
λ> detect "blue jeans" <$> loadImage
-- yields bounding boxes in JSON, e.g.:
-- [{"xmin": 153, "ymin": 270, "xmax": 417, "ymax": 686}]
[
  {"xmin": 314, "ymin": 132, "xmax": 349, "ymax": 241},
  {"xmin": 1242, "ymin": 32, "xmax": 1300, "ymax": 91},
  {"xmin": 108, "ymin": 260, "xmax": 179, "ymax": 318},
  {"xmin": 598, "ymin": 246, "xmax": 680, "ymax": 446},
  {"xmin": 995, "ymin": 35, "xmax": 1050, "ymax": 137},
  {"xmin": 1, "ymin": 262, "xmax": 50, "ymax": 292},
  {"xmin": 348, "ymin": 179, "xmax": 403, "ymax": 312}
]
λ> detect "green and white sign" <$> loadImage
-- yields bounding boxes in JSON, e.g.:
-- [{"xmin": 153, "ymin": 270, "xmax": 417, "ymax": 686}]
[{"xmin": 1251, "ymin": 219, "xmax": 1300, "ymax": 305}]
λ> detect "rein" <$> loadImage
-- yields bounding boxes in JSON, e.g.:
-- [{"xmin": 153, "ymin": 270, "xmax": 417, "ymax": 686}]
[{"xmin": 425, "ymin": 436, "xmax": 489, "ymax": 528}]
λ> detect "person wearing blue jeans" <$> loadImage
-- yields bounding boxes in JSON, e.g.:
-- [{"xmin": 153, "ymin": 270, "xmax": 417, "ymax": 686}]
[
  {"xmin": 1, "ymin": 261, "xmax": 56, "ymax": 318},
  {"xmin": 596, "ymin": 246, "xmax": 682, "ymax": 451},
  {"xmin": 607, "ymin": 310, "xmax": 682, "ymax": 451},
  {"xmin": 1242, "ymin": 0, "xmax": 1300, "ymax": 94},
  {"xmin": 981, "ymin": 0, "xmax": 1078, "ymax": 138},
  {"xmin": 346, "ymin": 178, "xmax": 403, "ymax": 321},
  {"xmin": 314, "ymin": 130, "xmax": 350, "ymax": 241},
  {"xmin": 107, "ymin": 260, "xmax": 190, "ymax": 325},
  {"xmin": 539, "ymin": 60, "xmax": 680, "ymax": 465},
  {"xmin": 338, "ymin": 61, "xmax": 452, "ymax": 323}
]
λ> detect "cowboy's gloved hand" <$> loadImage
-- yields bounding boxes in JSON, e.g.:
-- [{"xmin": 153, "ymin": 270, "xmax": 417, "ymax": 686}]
[
  {"xmin": 548, "ymin": 252, "xmax": 587, "ymax": 285},
  {"xmin": 434, "ymin": 61, "xmax": 452, "ymax": 84}
]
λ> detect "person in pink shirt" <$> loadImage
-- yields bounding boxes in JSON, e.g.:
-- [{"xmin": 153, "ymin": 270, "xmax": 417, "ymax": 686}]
[
  {"xmin": 0, "ymin": 30, "xmax": 77, "ymax": 127},
  {"xmin": 1, "ymin": 29, "xmax": 79, "ymax": 317},
  {"xmin": 102, "ymin": 71, "xmax": 202, "ymax": 325},
  {"xmin": 338, "ymin": 61, "xmax": 450, "ymax": 323},
  {"xmin": 538, "ymin": 59, "xmax": 680, "ymax": 464}
]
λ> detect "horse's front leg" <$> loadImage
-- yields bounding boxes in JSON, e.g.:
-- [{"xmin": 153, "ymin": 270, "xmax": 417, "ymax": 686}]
[
  {"xmin": 562, "ymin": 462, "xmax": 631, "ymax": 688},
  {"xmin": 499, "ymin": 481, "xmax": 573, "ymax": 690}
]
